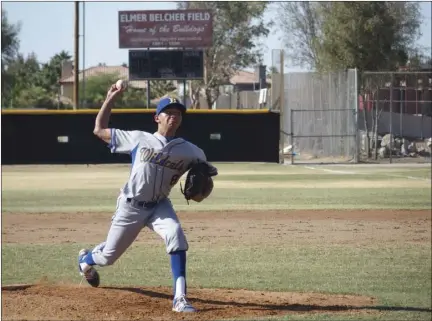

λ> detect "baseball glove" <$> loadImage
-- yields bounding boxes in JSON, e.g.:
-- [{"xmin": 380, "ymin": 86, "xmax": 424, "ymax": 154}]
[{"xmin": 180, "ymin": 161, "xmax": 218, "ymax": 204}]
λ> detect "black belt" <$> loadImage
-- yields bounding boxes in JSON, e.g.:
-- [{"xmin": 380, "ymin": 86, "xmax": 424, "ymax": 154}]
[{"xmin": 126, "ymin": 198, "xmax": 158, "ymax": 209}]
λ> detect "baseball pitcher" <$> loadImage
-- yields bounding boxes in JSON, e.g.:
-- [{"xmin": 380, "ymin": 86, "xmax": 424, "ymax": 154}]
[{"xmin": 77, "ymin": 84, "xmax": 217, "ymax": 313}]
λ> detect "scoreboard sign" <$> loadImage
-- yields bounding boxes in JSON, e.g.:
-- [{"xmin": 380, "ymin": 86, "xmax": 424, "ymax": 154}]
[
  {"xmin": 118, "ymin": 9, "xmax": 213, "ymax": 48},
  {"xmin": 128, "ymin": 50, "xmax": 204, "ymax": 80}
]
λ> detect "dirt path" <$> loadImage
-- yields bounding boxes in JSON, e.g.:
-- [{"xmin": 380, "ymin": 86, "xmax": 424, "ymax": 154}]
[{"xmin": 3, "ymin": 210, "xmax": 431, "ymax": 246}]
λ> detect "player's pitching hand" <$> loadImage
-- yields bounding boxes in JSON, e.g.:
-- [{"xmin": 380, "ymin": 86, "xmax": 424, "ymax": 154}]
[{"xmin": 105, "ymin": 84, "xmax": 125, "ymax": 101}]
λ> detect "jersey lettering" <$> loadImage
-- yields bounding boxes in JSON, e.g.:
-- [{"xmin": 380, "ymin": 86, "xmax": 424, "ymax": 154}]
[
  {"xmin": 140, "ymin": 147, "xmax": 185, "ymax": 171},
  {"xmin": 110, "ymin": 129, "xmax": 209, "ymax": 202}
]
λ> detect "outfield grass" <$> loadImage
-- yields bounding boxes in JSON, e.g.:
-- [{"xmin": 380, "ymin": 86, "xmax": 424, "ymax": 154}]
[
  {"xmin": 1, "ymin": 163, "xmax": 431, "ymax": 321},
  {"xmin": 2, "ymin": 163, "xmax": 431, "ymax": 213},
  {"xmin": 1, "ymin": 186, "xmax": 431, "ymax": 213}
]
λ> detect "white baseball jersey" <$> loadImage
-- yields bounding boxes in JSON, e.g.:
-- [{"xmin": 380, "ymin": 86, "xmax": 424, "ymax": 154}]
[{"xmin": 108, "ymin": 129, "xmax": 211, "ymax": 202}]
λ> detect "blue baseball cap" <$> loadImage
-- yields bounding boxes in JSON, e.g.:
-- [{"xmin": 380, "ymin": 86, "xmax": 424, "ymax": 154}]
[{"xmin": 156, "ymin": 97, "xmax": 186, "ymax": 115}]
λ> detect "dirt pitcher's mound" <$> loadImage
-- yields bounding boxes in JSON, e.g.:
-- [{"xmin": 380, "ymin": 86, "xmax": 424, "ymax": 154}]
[{"xmin": 2, "ymin": 284, "xmax": 376, "ymax": 320}]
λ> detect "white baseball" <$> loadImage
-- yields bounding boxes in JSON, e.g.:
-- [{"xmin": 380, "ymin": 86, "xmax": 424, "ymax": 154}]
[{"xmin": 115, "ymin": 79, "xmax": 128, "ymax": 90}]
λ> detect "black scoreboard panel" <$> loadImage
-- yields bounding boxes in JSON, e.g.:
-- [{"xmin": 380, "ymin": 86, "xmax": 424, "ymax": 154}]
[{"xmin": 128, "ymin": 50, "xmax": 204, "ymax": 80}]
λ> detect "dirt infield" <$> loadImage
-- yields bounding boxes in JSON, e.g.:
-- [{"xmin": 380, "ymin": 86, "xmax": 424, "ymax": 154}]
[
  {"xmin": 2, "ymin": 209, "xmax": 430, "ymax": 320},
  {"xmin": 3, "ymin": 209, "xmax": 431, "ymax": 246},
  {"xmin": 2, "ymin": 283, "xmax": 376, "ymax": 321}
]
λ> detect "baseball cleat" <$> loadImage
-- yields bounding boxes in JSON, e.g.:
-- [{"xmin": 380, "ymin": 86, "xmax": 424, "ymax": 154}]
[
  {"xmin": 77, "ymin": 249, "xmax": 100, "ymax": 288},
  {"xmin": 172, "ymin": 295, "xmax": 197, "ymax": 313}
]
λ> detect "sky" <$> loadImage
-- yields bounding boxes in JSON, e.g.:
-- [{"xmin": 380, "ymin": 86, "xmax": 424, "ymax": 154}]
[{"xmin": 2, "ymin": 1, "xmax": 431, "ymax": 73}]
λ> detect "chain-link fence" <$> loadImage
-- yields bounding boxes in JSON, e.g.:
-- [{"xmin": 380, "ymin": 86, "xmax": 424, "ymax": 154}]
[
  {"xmin": 278, "ymin": 68, "xmax": 358, "ymax": 164},
  {"xmin": 358, "ymin": 71, "xmax": 432, "ymax": 163},
  {"xmin": 211, "ymin": 90, "xmax": 268, "ymax": 109}
]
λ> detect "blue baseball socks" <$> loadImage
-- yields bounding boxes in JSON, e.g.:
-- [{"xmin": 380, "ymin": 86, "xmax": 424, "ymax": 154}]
[
  {"xmin": 170, "ymin": 250, "xmax": 187, "ymax": 298},
  {"xmin": 80, "ymin": 251, "xmax": 96, "ymax": 272}
]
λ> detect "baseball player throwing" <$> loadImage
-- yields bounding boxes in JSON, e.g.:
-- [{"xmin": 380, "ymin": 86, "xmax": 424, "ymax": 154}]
[{"xmin": 77, "ymin": 84, "xmax": 217, "ymax": 313}]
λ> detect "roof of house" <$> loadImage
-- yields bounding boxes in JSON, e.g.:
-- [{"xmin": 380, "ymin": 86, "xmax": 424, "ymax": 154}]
[
  {"xmin": 230, "ymin": 70, "xmax": 261, "ymax": 85},
  {"xmin": 59, "ymin": 64, "xmax": 270, "ymax": 87},
  {"xmin": 59, "ymin": 65, "xmax": 127, "ymax": 83},
  {"xmin": 59, "ymin": 65, "xmax": 148, "ymax": 89}
]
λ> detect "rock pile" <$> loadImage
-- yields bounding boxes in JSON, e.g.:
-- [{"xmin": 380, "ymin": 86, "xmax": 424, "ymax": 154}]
[{"xmin": 360, "ymin": 131, "xmax": 431, "ymax": 159}]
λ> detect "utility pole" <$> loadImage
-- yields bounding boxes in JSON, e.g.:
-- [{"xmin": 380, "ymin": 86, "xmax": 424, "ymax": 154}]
[
  {"xmin": 82, "ymin": 1, "xmax": 86, "ymax": 107},
  {"xmin": 73, "ymin": 1, "xmax": 80, "ymax": 110}
]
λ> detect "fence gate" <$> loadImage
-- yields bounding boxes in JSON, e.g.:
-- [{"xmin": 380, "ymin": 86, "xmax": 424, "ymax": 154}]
[
  {"xmin": 281, "ymin": 69, "xmax": 359, "ymax": 164},
  {"xmin": 290, "ymin": 108, "xmax": 357, "ymax": 164}
]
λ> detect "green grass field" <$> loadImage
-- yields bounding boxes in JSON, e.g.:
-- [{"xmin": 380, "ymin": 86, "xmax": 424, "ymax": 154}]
[
  {"xmin": 2, "ymin": 163, "xmax": 431, "ymax": 213},
  {"xmin": 2, "ymin": 163, "xmax": 431, "ymax": 321}
]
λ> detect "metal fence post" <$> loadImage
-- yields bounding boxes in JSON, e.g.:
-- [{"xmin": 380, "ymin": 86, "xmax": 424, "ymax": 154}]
[
  {"xmin": 389, "ymin": 72, "xmax": 394, "ymax": 164},
  {"xmin": 400, "ymin": 86, "xmax": 403, "ymax": 138},
  {"xmin": 354, "ymin": 68, "xmax": 359, "ymax": 163},
  {"xmin": 291, "ymin": 108, "xmax": 294, "ymax": 165},
  {"xmin": 73, "ymin": 1, "xmax": 79, "ymax": 110},
  {"xmin": 279, "ymin": 50, "xmax": 285, "ymax": 164},
  {"xmin": 82, "ymin": 1, "xmax": 86, "ymax": 107},
  {"xmin": 421, "ymin": 113, "xmax": 424, "ymax": 140},
  {"xmin": 420, "ymin": 87, "xmax": 424, "ymax": 139}
]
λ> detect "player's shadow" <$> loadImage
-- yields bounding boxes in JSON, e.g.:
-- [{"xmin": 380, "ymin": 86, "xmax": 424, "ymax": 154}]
[
  {"xmin": 104, "ymin": 286, "xmax": 171, "ymax": 300},
  {"xmin": 103, "ymin": 286, "xmax": 432, "ymax": 314}
]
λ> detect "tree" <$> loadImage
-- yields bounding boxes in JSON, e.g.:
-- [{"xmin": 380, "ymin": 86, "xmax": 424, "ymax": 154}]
[
  {"xmin": 177, "ymin": 2, "xmax": 271, "ymax": 108},
  {"xmin": 1, "ymin": 9, "xmax": 21, "ymax": 107},
  {"xmin": 266, "ymin": 66, "xmax": 279, "ymax": 80},
  {"xmin": 275, "ymin": 2, "xmax": 324, "ymax": 70},
  {"xmin": 3, "ymin": 52, "xmax": 47, "ymax": 108},
  {"xmin": 1, "ymin": 9, "xmax": 21, "ymax": 68},
  {"xmin": 38, "ymin": 51, "xmax": 72, "ymax": 93},
  {"xmin": 149, "ymin": 80, "xmax": 177, "ymax": 100},
  {"xmin": 5, "ymin": 54, "xmax": 71, "ymax": 109},
  {"xmin": 276, "ymin": 2, "xmax": 422, "ymax": 72},
  {"xmin": 317, "ymin": 2, "xmax": 421, "ymax": 72},
  {"xmin": 13, "ymin": 85, "xmax": 54, "ymax": 109},
  {"xmin": 80, "ymin": 73, "xmax": 147, "ymax": 108},
  {"xmin": 3, "ymin": 52, "xmax": 71, "ymax": 109},
  {"xmin": 406, "ymin": 50, "xmax": 432, "ymax": 70},
  {"xmin": 1, "ymin": 11, "xmax": 73, "ymax": 109}
]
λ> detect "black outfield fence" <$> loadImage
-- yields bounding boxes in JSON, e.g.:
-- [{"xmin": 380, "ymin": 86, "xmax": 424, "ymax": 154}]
[{"xmin": 1, "ymin": 109, "xmax": 280, "ymax": 164}]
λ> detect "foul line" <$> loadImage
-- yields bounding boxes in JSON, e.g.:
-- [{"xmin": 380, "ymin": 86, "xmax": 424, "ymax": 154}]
[
  {"xmin": 304, "ymin": 166, "xmax": 431, "ymax": 182},
  {"xmin": 303, "ymin": 166, "xmax": 357, "ymax": 175}
]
